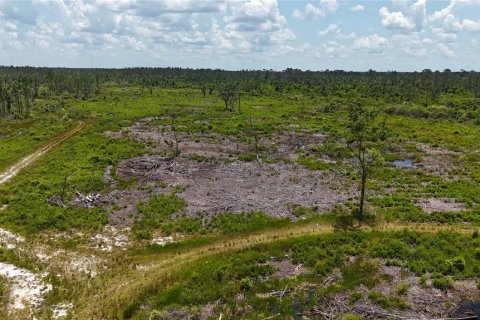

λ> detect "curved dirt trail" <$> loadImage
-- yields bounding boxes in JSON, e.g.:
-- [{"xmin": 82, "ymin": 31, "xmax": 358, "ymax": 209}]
[
  {"xmin": 0, "ymin": 121, "xmax": 85, "ymax": 186},
  {"xmin": 74, "ymin": 221, "xmax": 478, "ymax": 319}
]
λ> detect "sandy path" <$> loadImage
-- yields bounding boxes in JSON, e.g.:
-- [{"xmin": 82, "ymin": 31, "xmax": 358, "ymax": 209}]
[{"xmin": 0, "ymin": 121, "xmax": 85, "ymax": 186}]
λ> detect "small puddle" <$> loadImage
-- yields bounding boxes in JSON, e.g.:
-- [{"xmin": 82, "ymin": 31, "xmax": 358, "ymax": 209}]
[
  {"xmin": 390, "ymin": 159, "xmax": 414, "ymax": 168},
  {"xmin": 453, "ymin": 301, "xmax": 480, "ymax": 318}
]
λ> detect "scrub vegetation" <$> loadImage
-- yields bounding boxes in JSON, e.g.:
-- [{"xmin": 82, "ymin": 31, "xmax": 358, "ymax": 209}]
[{"xmin": 0, "ymin": 66, "xmax": 479, "ymax": 319}]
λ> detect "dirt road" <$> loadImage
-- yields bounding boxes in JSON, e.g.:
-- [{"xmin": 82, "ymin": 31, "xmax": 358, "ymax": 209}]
[{"xmin": 0, "ymin": 121, "xmax": 85, "ymax": 186}]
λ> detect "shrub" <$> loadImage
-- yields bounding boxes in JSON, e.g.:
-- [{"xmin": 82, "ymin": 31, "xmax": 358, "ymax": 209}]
[
  {"xmin": 432, "ymin": 276, "xmax": 453, "ymax": 291},
  {"xmin": 348, "ymin": 291, "xmax": 362, "ymax": 305},
  {"xmin": 395, "ymin": 282, "xmax": 409, "ymax": 296},
  {"xmin": 240, "ymin": 277, "xmax": 253, "ymax": 292},
  {"xmin": 368, "ymin": 290, "xmax": 409, "ymax": 310}
]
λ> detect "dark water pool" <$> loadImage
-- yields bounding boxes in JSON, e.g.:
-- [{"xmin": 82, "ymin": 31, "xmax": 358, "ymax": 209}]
[
  {"xmin": 453, "ymin": 301, "xmax": 480, "ymax": 318},
  {"xmin": 390, "ymin": 159, "xmax": 414, "ymax": 168}
]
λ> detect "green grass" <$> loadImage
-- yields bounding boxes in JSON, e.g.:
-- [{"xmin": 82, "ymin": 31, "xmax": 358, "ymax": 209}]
[
  {"xmin": 0, "ymin": 116, "xmax": 69, "ymax": 172},
  {"xmin": 125, "ymin": 230, "xmax": 480, "ymax": 318}
]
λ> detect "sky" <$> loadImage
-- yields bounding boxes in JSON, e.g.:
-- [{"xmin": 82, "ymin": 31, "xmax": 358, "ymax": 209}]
[{"xmin": 0, "ymin": 0, "xmax": 479, "ymax": 71}]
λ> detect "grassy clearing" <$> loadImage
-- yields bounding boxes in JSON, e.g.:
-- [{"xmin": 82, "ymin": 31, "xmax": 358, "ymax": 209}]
[
  {"xmin": 71, "ymin": 220, "xmax": 479, "ymax": 319},
  {"xmin": 0, "ymin": 116, "xmax": 70, "ymax": 172},
  {"xmin": 2, "ymin": 87, "xmax": 480, "ymax": 234}
]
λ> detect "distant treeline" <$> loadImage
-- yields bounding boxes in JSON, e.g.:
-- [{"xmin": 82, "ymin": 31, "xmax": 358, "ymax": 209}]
[{"xmin": 0, "ymin": 66, "xmax": 479, "ymax": 119}]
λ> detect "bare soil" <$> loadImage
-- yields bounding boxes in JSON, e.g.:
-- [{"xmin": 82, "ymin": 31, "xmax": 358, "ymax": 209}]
[
  {"xmin": 117, "ymin": 155, "xmax": 350, "ymax": 218},
  {"xmin": 107, "ymin": 124, "xmax": 250, "ymax": 159},
  {"xmin": 270, "ymin": 259, "xmax": 305, "ymax": 279},
  {"xmin": 313, "ymin": 262, "xmax": 479, "ymax": 319},
  {"xmin": 416, "ymin": 143, "xmax": 460, "ymax": 179},
  {"xmin": 262, "ymin": 130, "xmax": 327, "ymax": 161},
  {"xmin": 416, "ymin": 197, "xmax": 466, "ymax": 213}
]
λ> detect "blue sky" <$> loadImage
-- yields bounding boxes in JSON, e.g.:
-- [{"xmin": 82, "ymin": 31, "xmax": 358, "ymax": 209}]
[{"xmin": 0, "ymin": 0, "xmax": 479, "ymax": 71}]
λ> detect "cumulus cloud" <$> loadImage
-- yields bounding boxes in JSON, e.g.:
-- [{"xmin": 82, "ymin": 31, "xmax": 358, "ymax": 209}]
[
  {"xmin": 379, "ymin": 0, "xmax": 426, "ymax": 32},
  {"xmin": 429, "ymin": 0, "xmax": 480, "ymax": 33},
  {"xmin": 353, "ymin": 34, "xmax": 389, "ymax": 53},
  {"xmin": 293, "ymin": 0, "xmax": 338, "ymax": 19},
  {"xmin": 322, "ymin": 40, "xmax": 347, "ymax": 58},
  {"xmin": 350, "ymin": 4, "xmax": 365, "ymax": 12},
  {"xmin": 437, "ymin": 43, "xmax": 455, "ymax": 58},
  {"xmin": 318, "ymin": 23, "xmax": 339, "ymax": 36},
  {"xmin": 0, "ymin": 0, "xmax": 296, "ymax": 61},
  {"xmin": 393, "ymin": 33, "xmax": 428, "ymax": 56}
]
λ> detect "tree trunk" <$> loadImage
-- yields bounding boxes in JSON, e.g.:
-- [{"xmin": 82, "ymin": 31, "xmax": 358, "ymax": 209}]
[{"xmin": 359, "ymin": 167, "xmax": 367, "ymax": 221}]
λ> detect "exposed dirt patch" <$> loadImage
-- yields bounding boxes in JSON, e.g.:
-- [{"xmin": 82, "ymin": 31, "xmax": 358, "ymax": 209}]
[
  {"xmin": 416, "ymin": 198, "xmax": 466, "ymax": 213},
  {"xmin": 103, "ymin": 130, "xmax": 124, "ymax": 138},
  {"xmin": 52, "ymin": 302, "xmax": 73, "ymax": 319},
  {"xmin": 0, "ymin": 262, "xmax": 52, "ymax": 317},
  {"xmin": 416, "ymin": 143, "xmax": 460, "ymax": 179},
  {"xmin": 263, "ymin": 131, "xmax": 326, "ymax": 161},
  {"xmin": 417, "ymin": 143, "xmax": 459, "ymax": 156},
  {"xmin": 34, "ymin": 247, "xmax": 106, "ymax": 278},
  {"xmin": 117, "ymin": 156, "xmax": 350, "ymax": 218},
  {"xmin": 68, "ymin": 186, "xmax": 172, "ymax": 228},
  {"xmin": 0, "ymin": 228, "xmax": 24, "ymax": 250},
  {"xmin": 270, "ymin": 259, "xmax": 305, "ymax": 279},
  {"xmin": 125, "ymin": 124, "xmax": 250, "ymax": 159},
  {"xmin": 90, "ymin": 226, "xmax": 130, "ymax": 252},
  {"xmin": 313, "ymin": 263, "xmax": 479, "ymax": 319},
  {"xmin": 106, "ymin": 122, "xmax": 329, "ymax": 163},
  {"xmin": 151, "ymin": 233, "xmax": 183, "ymax": 246}
]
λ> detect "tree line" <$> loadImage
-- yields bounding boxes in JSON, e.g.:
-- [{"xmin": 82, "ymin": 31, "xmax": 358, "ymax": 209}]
[{"xmin": 1, "ymin": 66, "xmax": 479, "ymax": 119}]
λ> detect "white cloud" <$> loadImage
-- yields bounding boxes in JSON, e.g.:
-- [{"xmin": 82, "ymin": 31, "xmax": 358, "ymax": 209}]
[
  {"xmin": 462, "ymin": 18, "xmax": 480, "ymax": 31},
  {"xmin": 292, "ymin": 0, "xmax": 338, "ymax": 19},
  {"xmin": 379, "ymin": 0, "xmax": 426, "ymax": 32},
  {"xmin": 429, "ymin": 0, "xmax": 480, "ymax": 33},
  {"xmin": 322, "ymin": 41, "xmax": 347, "ymax": 58},
  {"xmin": 318, "ymin": 23, "xmax": 339, "ymax": 36},
  {"xmin": 353, "ymin": 34, "xmax": 389, "ymax": 53},
  {"xmin": 437, "ymin": 43, "xmax": 455, "ymax": 58},
  {"xmin": 379, "ymin": 7, "xmax": 415, "ymax": 30},
  {"xmin": 393, "ymin": 33, "xmax": 427, "ymax": 56},
  {"xmin": 0, "ymin": 0, "xmax": 296, "ymax": 60},
  {"xmin": 350, "ymin": 4, "xmax": 364, "ymax": 12},
  {"xmin": 222, "ymin": 0, "xmax": 296, "ymax": 51}
]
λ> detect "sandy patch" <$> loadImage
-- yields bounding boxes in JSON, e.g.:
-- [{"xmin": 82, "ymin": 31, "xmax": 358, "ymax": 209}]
[
  {"xmin": 64, "ymin": 253, "xmax": 104, "ymax": 278},
  {"xmin": 416, "ymin": 143, "xmax": 459, "ymax": 179},
  {"xmin": 51, "ymin": 302, "xmax": 73, "ymax": 319},
  {"xmin": 416, "ymin": 198, "xmax": 466, "ymax": 213},
  {"xmin": 0, "ymin": 262, "xmax": 52, "ymax": 315},
  {"xmin": 151, "ymin": 233, "xmax": 183, "ymax": 246},
  {"xmin": 90, "ymin": 226, "xmax": 130, "ymax": 252},
  {"xmin": 0, "ymin": 228, "xmax": 24, "ymax": 250}
]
